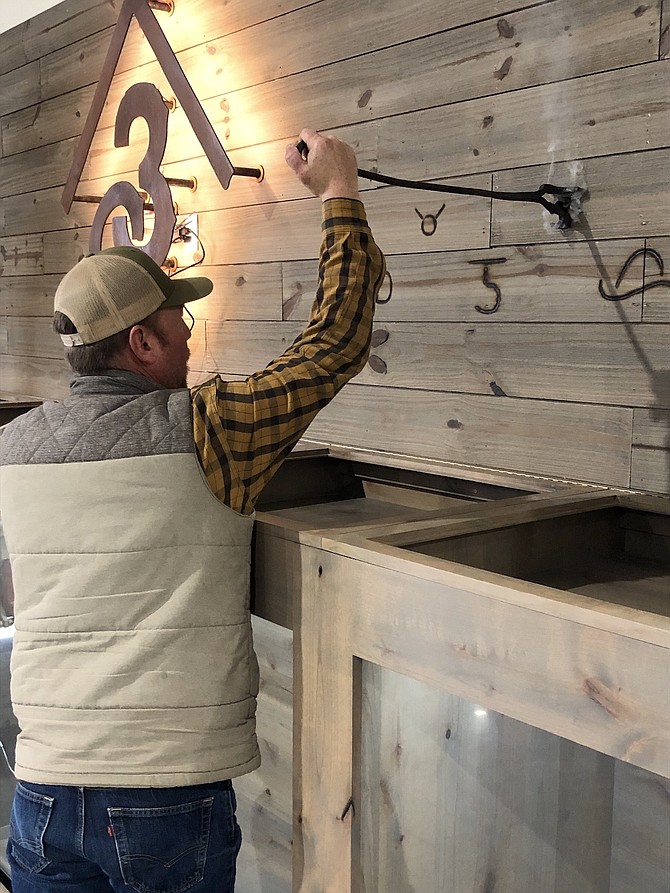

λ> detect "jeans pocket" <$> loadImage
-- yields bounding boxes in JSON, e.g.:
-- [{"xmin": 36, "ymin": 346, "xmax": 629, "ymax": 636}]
[
  {"xmin": 8, "ymin": 782, "xmax": 54, "ymax": 874},
  {"xmin": 108, "ymin": 797, "xmax": 214, "ymax": 893}
]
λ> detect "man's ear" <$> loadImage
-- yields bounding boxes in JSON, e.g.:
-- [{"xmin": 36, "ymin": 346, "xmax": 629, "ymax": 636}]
[{"xmin": 127, "ymin": 324, "xmax": 160, "ymax": 366}]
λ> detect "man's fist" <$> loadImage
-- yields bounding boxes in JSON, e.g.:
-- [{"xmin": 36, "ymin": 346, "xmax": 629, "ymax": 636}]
[{"xmin": 285, "ymin": 129, "xmax": 359, "ymax": 202}]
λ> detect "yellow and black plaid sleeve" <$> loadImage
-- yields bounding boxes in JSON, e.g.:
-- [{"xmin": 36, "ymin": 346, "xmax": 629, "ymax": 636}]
[{"xmin": 190, "ymin": 198, "xmax": 386, "ymax": 514}]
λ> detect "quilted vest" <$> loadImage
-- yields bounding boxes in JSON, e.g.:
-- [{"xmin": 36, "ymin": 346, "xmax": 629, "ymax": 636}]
[{"xmin": 0, "ymin": 371, "xmax": 259, "ymax": 787}]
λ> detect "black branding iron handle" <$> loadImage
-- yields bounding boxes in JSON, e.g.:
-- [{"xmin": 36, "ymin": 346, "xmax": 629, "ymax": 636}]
[{"xmin": 293, "ymin": 140, "xmax": 580, "ymax": 229}]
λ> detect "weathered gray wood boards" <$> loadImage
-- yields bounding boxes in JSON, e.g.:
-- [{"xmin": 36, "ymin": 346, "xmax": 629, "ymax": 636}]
[
  {"xmin": 236, "ymin": 615, "xmax": 293, "ymax": 893},
  {"xmin": 0, "ymin": 0, "xmax": 669, "ymax": 490},
  {"xmin": 293, "ymin": 491, "xmax": 669, "ymax": 892}
]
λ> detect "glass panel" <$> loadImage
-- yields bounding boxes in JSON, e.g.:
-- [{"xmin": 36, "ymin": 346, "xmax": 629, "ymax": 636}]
[{"xmin": 360, "ymin": 663, "xmax": 669, "ymax": 893}]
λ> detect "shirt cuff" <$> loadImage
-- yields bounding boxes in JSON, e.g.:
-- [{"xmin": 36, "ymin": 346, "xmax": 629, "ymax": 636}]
[{"xmin": 322, "ymin": 198, "xmax": 369, "ymax": 232}]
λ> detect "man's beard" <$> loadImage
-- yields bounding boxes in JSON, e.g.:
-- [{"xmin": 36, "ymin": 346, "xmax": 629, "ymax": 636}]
[{"xmin": 179, "ymin": 361, "xmax": 190, "ymax": 389}]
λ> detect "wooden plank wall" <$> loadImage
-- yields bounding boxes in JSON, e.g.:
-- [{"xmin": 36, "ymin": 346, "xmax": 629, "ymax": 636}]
[{"xmin": 0, "ymin": 0, "xmax": 668, "ymax": 496}]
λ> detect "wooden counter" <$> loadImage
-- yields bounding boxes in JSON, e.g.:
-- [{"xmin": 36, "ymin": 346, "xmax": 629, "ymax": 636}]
[
  {"xmin": 292, "ymin": 490, "xmax": 669, "ymax": 892},
  {"xmin": 243, "ymin": 447, "xmax": 594, "ymax": 892}
]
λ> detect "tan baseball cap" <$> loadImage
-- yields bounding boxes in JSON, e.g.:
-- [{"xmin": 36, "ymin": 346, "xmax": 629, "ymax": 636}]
[{"xmin": 54, "ymin": 246, "xmax": 213, "ymax": 346}]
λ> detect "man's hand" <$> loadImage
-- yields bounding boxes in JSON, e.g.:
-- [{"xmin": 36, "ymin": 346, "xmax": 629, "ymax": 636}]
[{"xmin": 285, "ymin": 129, "xmax": 359, "ymax": 202}]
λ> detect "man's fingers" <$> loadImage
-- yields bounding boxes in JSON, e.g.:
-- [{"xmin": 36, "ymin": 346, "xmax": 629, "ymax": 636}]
[
  {"xmin": 285, "ymin": 142, "xmax": 306, "ymax": 174},
  {"xmin": 298, "ymin": 128, "xmax": 319, "ymax": 150}
]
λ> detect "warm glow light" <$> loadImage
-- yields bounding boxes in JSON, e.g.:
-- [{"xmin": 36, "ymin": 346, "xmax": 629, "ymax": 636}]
[{"xmin": 147, "ymin": 0, "xmax": 174, "ymax": 14}]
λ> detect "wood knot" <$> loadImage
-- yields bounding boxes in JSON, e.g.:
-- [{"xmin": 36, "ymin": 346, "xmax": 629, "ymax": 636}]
[{"xmin": 583, "ymin": 677, "xmax": 624, "ymax": 719}]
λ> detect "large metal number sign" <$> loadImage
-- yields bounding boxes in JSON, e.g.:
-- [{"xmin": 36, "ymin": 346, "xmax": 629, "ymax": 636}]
[
  {"xmin": 89, "ymin": 83, "xmax": 175, "ymax": 264},
  {"xmin": 62, "ymin": 0, "xmax": 236, "ymax": 267}
]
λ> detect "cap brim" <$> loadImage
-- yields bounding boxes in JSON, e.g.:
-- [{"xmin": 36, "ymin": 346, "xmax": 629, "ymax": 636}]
[{"xmin": 161, "ymin": 276, "xmax": 213, "ymax": 308}]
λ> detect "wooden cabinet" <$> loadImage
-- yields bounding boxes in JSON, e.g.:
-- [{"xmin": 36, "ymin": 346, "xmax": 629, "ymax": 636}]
[
  {"xmin": 249, "ymin": 475, "xmax": 668, "ymax": 892},
  {"xmin": 245, "ymin": 448, "xmax": 594, "ymax": 892}
]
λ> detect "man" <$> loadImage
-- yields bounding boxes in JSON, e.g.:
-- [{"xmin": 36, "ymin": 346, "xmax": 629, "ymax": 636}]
[{"xmin": 0, "ymin": 129, "xmax": 385, "ymax": 893}]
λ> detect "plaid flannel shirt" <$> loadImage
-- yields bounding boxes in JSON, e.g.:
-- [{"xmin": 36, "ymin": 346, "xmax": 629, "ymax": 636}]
[{"xmin": 190, "ymin": 198, "xmax": 386, "ymax": 514}]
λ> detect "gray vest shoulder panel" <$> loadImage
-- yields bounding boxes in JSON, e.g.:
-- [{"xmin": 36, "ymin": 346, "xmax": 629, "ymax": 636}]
[{"xmin": 1, "ymin": 381, "xmax": 194, "ymax": 466}]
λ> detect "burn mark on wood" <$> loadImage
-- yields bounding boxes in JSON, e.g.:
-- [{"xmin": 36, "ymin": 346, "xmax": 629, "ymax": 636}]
[
  {"xmin": 599, "ymin": 246, "xmax": 670, "ymax": 302},
  {"xmin": 368, "ymin": 354, "xmax": 388, "ymax": 374},
  {"xmin": 235, "ymin": 275, "xmax": 246, "ymax": 287},
  {"xmin": 339, "ymin": 796, "xmax": 355, "ymax": 821},
  {"xmin": 482, "ymin": 115, "xmax": 494, "ymax": 129},
  {"xmin": 0, "ymin": 244, "xmax": 42, "ymax": 268},
  {"xmin": 469, "ymin": 257, "xmax": 507, "ymax": 314},
  {"xmin": 490, "ymin": 381, "xmax": 507, "ymax": 397},
  {"xmin": 358, "ymin": 89, "xmax": 373, "ymax": 109},
  {"xmin": 497, "ymin": 18, "xmax": 515, "ymax": 38},
  {"xmin": 415, "ymin": 204, "xmax": 445, "ymax": 236},
  {"xmin": 445, "ymin": 728, "xmax": 452, "ymax": 740},
  {"xmin": 473, "ymin": 148, "xmax": 480, "ymax": 156},
  {"xmin": 206, "ymin": 44, "xmax": 216, "ymax": 54},
  {"xmin": 494, "ymin": 56, "xmax": 513, "ymax": 81},
  {"xmin": 583, "ymin": 677, "xmax": 624, "ymax": 719},
  {"xmin": 371, "ymin": 328, "xmax": 389, "ymax": 348},
  {"xmin": 281, "ymin": 286, "xmax": 300, "ymax": 317},
  {"xmin": 633, "ymin": 4, "xmax": 649, "ymax": 16},
  {"xmin": 447, "ymin": 419, "xmax": 463, "ymax": 430},
  {"xmin": 482, "ymin": 870, "xmax": 497, "ymax": 893},
  {"xmin": 376, "ymin": 269, "xmax": 393, "ymax": 304}
]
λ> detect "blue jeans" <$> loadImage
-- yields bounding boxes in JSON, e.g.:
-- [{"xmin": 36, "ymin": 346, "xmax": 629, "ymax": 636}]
[{"xmin": 7, "ymin": 780, "xmax": 241, "ymax": 893}]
